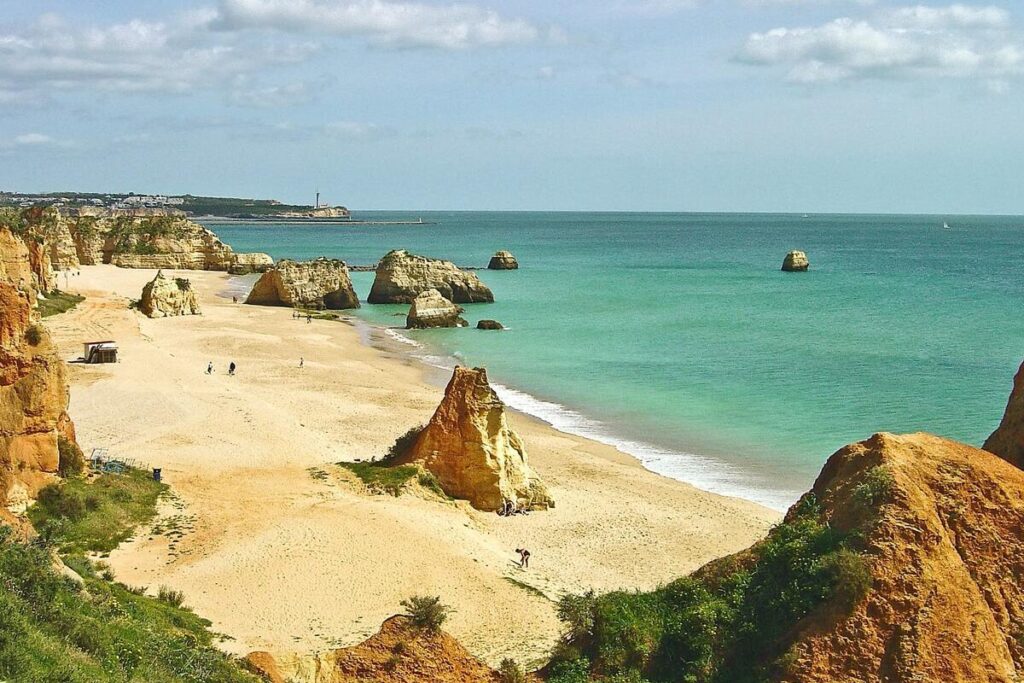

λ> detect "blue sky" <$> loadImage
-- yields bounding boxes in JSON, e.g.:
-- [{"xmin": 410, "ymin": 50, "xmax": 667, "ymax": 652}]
[{"xmin": 0, "ymin": 0, "xmax": 1022, "ymax": 213}]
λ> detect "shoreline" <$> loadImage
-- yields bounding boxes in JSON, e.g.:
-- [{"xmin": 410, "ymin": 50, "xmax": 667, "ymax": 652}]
[{"xmin": 48, "ymin": 265, "xmax": 779, "ymax": 666}]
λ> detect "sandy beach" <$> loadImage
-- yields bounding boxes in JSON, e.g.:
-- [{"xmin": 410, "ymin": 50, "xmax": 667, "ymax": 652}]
[{"xmin": 44, "ymin": 265, "xmax": 778, "ymax": 667}]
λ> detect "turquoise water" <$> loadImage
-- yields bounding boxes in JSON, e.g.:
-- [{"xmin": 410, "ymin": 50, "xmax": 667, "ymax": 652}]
[{"xmin": 209, "ymin": 212, "xmax": 1024, "ymax": 509}]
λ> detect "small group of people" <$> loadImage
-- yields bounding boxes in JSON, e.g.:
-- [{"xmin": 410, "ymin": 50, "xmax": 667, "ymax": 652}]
[
  {"xmin": 498, "ymin": 499, "xmax": 530, "ymax": 517},
  {"xmin": 206, "ymin": 361, "xmax": 237, "ymax": 376},
  {"xmin": 291, "ymin": 311, "xmax": 313, "ymax": 323}
]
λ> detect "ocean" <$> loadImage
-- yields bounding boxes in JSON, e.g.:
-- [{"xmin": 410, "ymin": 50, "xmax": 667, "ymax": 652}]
[{"xmin": 207, "ymin": 212, "xmax": 1024, "ymax": 510}]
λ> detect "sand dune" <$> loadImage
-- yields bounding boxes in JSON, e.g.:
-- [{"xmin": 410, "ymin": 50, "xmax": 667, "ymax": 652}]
[{"xmin": 45, "ymin": 265, "xmax": 778, "ymax": 666}]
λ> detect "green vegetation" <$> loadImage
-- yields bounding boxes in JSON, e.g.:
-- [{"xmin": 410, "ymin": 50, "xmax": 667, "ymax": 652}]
[
  {"xmin": 29, "ymin": 468, "xmax": 166, "ymax": 554},
  {"xmin": 400, "ymin": 595, "xmax": 451, "ymax": 633},
  {"xmin": 550, "ymin": 495, "xmax": 874, "ymax": 683},
  {"xmin": 24, "ymin": 324, "xmax": 43, "ymax": 346},
  {"xmin": 0, "ymin": 527, "xmax": 257, "ymax": 682},
  {"xmin": 108, "ymin": 215, "xmax": 185, "ymax": 254},
  {"xmin": 1, "ymin": 462, "xmax": 257, "ymax": 682},
  {"xmin": 57, "ymin": 436, "xmax": 86, "ymax": 478},
  {"xmin": 180, "ymin": 195, "xmax": 314, "ymax": 217},
  {"xmin": 499, "ymin": 658, "xmax": 527, "ymax": 683},
  {"xmin": 852, "ymin": 465, "xmax": 894, "ymax": 508},
  {"xmin": 38, "ymin": 290, "xmax": 85, "ymax": 317},
  {"xmin": 338, "ymin": 461, "xmax": 446, "ymax": 498},
  {"xmin": 381, "ymin": 425, "xmax": 424, "ymax": 465}
]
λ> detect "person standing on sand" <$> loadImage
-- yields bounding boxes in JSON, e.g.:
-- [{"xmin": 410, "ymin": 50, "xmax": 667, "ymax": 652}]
[
  {"xmin": 299, "ymin": 357, "xmax": 304, "ymax": 368},
  {"xmin": 516, "ymin": 548, "xmax": 531, "ymax": 569},
  {"xmin": 206, "ymin": 362, "xmax": 214, "ymax": 375},
  {"xmin": 229, "ymin": 361, "xmax": 236, "ymax": 376},
  {"xmin": 306, "ymin": 313, "xmax": 312, "ymax": 324}
]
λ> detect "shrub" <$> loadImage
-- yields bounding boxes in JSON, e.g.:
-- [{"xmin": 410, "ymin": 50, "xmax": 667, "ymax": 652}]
[
  {"xmin": 547, "ymin": 658, "xmax": 591, "ymax": 683},
  {"xmin": 852, "ymin": 466, "xmax": 894, "ymax": 508},
  {"xmin": 381, "ymin": 425, "xmax": 424, "ymax": 464},
  {"xmin": 24, "ymin": 324, "xmax": 42, "ymax": 346},
  {"xmin": 158, "ymin": 585, "xmax": 186, "ymax": 608},
  {"xmin": 823, "ymin": 548, "xmax": 873, "ymax": 611},
  {"xmin": 557, "ymin": 591, "xmax": 597, "ymax": 643},
  {"xmin": 400, "ymin": 595, "xmax": 451, "ymax": 633},
  {"xmin": 499, "ymin": 658, "xmax": 527, "ymax": 683},
  {"xmin": 36, "ymin": 484, "xmax": 87, "ymax": 522},
  {"xmin": 58, "ymin": 435, "xmax": 85, "ymax": 477}
]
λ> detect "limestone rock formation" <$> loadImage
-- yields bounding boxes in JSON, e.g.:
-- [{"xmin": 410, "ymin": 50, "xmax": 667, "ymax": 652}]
[
  {"xmin": 246, "ymin": 259, "xmax": 360, "ymax": 310},
  {"xmin": 139, "ymin": 271, "xmax": 201, "ymax": 318},
  {"xmin": 488, "ymin": 250, "xmax": 519, "ymax": 270},
  {"xmin": 739, "ymin": 432, "xmax": 1024, "ymax": 682},
  {"xmin": 262, "ymin": 615, "xmax": 510, "ymax": 683},
  {"xmin": 782, "ymin": 250, "xmax": 809, "ymax": 272},
  {"xmin": 397, "ymin": 367, "xmax": 552, "ymax": 511},
  {"xmin": 983, "ymin": 359, "xmax": 1024, "ymax": 470},
  {"xmin": 0, "ymin": 228, "xmax": 77, "ymax": 513},
  {"xmin": 229, "ymin": 252, "xmax": 274, "ymax": 275},
  {"xmin": 476, "ymin": 319, "xmax": 504, "ymax": 330},
  {"xmin": 406, "ymin": 290, "xmax": 466, "ymax": 329},
  {"xmin": 368, "ymin": 250, "xmax": 493, "ymax": 304}
]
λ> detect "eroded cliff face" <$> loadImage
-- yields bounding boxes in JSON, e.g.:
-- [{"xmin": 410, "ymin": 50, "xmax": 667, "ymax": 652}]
[
  {"xmin": 257, "ymin": 616, "xmax": 506, "ymax": 683},
  {"xmin": 983, "ymin": 359, "xmax": 1024, "ymax": 470},
  {"xmin": 368, "ymin": 250, "xmax": 493, "ymax": 304},
  {"xmin": 769, "ymin": 432, "xmax": 1024, "ymax": 683},
  {"xmin": 398, "ymin": 367, "xmax": 552, "ymax": 511},
  {"xmin": 245, "ymin": 259, "xmax": 360, "ymax": 309},
  {"xmin": 0, "ymin": 228, "xmax": 76, "ymax": 513},
  {"xmin": 139, "ymin": 271, "xmax": 201, "ymax": 318}
]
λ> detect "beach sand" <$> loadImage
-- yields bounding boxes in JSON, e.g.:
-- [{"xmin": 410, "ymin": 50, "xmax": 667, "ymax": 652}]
[{"xmin": 44, "ymin": 265, "xmax": 779, "ymax": 667}]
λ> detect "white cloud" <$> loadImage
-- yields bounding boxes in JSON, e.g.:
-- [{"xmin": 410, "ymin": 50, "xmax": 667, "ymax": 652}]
[
  {"xmin": 210, "ymin": 0, "xmax": 549, "ymax": 49},
  {"xmin": 738, "ymin": 5, "xmax": 1024, "ymax": 85},
  {"xmin": 13, "ymin": 133, "xmax": 54, "ymax": 145}
]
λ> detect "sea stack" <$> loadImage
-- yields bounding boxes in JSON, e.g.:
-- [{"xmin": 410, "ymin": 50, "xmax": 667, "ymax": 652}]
[
  {"xmin": 983, "ymin": 359, "xmax": 1024, "ymax": 470},
  {"xmin": 396, "ymin": 367, "xmax": 553, "ymax": 511},
  {"xmin": 139, "ymin": 271, "xmax": 201, "ymax": 318},
  {"xmin": 246, "ymin": 258, "xmax": 360, "ymax": 310},
  {"xmin": 476, "ymin": 320, "xmax": 504, "ymax": 330},
  {"xmin": 782, "ymin": 250, "xmax": 809, "ymax": 272},
  {"xmin": 406, "ymin": 289, "xmax": 467, "ymax": 329},
  {"xmin": 487, "ymin": 251, "xmax": 518, "ymax": 270},
  {"xmin": 368, "ymin": 250, "xmax": 494, "ymax": 304}
]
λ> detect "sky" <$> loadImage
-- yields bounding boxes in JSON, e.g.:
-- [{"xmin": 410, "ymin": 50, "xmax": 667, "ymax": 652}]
[{"xmin": 0, "ymin": 0, "xmax": 1022, "ymax": 213}]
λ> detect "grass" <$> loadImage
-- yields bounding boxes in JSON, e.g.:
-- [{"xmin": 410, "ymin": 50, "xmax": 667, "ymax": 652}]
[
  {"xmin": 338, "ymin": 462, "xmax": 421, "ymax": 496},
  {"xmin": 28, "ymin": 468, "xmax": 166, "ymax": 554},
  {"xmin": 0, "ymin": 527, "xmax": 258, "ymax": 682},
  {"xmin": 38, "ymin": 290, "xmax": 84, "ymax": 317}
]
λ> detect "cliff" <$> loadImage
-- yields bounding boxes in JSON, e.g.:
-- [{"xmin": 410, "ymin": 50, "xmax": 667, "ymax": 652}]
[
  {"xmin": 397, "ymin": 367, "xmax": 552, "ymax": 511},
  {"xmin": 253, "ymin": 616, "xmax": 505, "ymax": 683},
  {"xmin": 5, "ymin": 207, "xmax": 270, "ymax": 274},
  {"xmin": 368, "ymin": 250, "xmax": 493, "ymax": 304},
  {"xmin": 139, "ymin": 271, "xmax": 201, "ymax": 318},
  {"xmin": 246, "ymin": 259, "xmax": 360, "ymax": 310},
  {"xmin": 0, "ymin": 228, "xmax": 76, "ymax": 514},
  {"xmin": 983, "ymin": 358, "xmax": 1024, "ymax": 470}
]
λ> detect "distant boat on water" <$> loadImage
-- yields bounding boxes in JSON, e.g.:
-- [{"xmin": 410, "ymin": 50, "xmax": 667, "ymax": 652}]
[{"xmin": 943, "ymin": 221, "xmax": 952, "ymax": 230}]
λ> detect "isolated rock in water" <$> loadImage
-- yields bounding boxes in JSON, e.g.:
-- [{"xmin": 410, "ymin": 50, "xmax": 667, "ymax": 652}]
[
  {"xmin": 0, "ymin": 228, "xmax": 77, "ymax": 513},
  {"xmin": 983, "ymin": 359, "xmax": 1024, "ymax": 470},
  {"xmin": 246, "ymin": 258, "xmax": 360, "ymax": 310},
  {"xmin": 406, "ymin": 289, "xmax": 466, "ymax": 329},
  {"xmin": 487, "ymin": 250, "xmax": 519, "ymax": 270},
  {"xmin": 782, "ymin": 250, "xmax": 809, "ymax": 272},
  {"xmin": 229, "ymin": 252, "xmax": 274, "ymax": 275},
  {"xmin": 399, "ymin": 366, "xmax": 552, "ymax": 511},
  {"xmin": 265, "ymin": 615, "xmax": 501, "ymax": 683},
  {"xmin": 139, "ymin": 270, "xmax": 201, "ymax": 318},
  {"xmin": 368, "ymin": 250, "xmax": 494, "ymax": 304},
  {"xmin": 743, "ymin": 432, "xmax": 1024, "ymax": 682},
  {"xmin": 476, "ymin": 319, "xmax": 504, "ymax": 330}
]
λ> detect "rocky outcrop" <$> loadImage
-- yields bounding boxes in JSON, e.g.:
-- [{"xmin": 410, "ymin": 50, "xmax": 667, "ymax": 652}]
[
  {"xmin": 139, "ymin": 271, "xmax": 201, "ymax": 318},
  {"xmin": 0, "ymin": 228, "xmax": 76, "ymax": 513},
  {"xmin": 246, "ymin": 259, "xmax": 360, "ymax": 310},
  {"xmin": 476, "ymin": 320, "xmax": 504, "ymax": 330},
  {"xmin": 264, "ymin": 616, "xmax": 508, "ymax": 683},
  {"xmin": 983, "ymin": 359, "xmax": 1024, "ymax": 470},
  {"xmin": 368, "ymin": 250, "xmax": 493, "ymax": 304},
  {"xmin": 782, "ymin": 250, "xmax": 809, "ymax": 272},
  {"xmin": 768, "ymin": 432, "xmax": 1024, "ymax": 682},
  {"xmin": 229, "ymin": 252, "xmax": 274, "ymax": 275},
  {"xmin": 406, "ymin": 290, "xmax": 466, "ymax": 329},
  {"xmin": 397, "ymin": 367, "xmax": 552, "ymax": 511},
  {"xmin": 487, "ymin": 250, "xmax": 518, "ymax": 270}
]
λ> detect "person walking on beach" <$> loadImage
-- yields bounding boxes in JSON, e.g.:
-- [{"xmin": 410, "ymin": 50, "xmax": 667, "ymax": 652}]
[
  {"xmin": 228, "ymin": 361, "xmax": 236, "ymax": 376},
  {"xmin": 306, "ymin": 313, "xmax": 312, "ymax": 324},
  {"xmin": 516, "ymin": 548, "xmax": 531, "ymax": 569},
  {"xmin": 206, "ymin": 362, "xmax": 214, "ymax": 375},
  {"xmin": 299, "ymin": 357, "xmax": 304, "ymax": 369}
]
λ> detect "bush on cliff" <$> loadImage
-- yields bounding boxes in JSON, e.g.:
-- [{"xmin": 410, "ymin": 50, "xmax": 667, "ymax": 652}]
[
  {"xmin": 550, "ymin": 495, "xmax": 872, "ymax": 682},
  {"xmin": 57, "ymin": 435, "xmax": 85, "ymax": 477},
  {"xmin": 400, "ymin": 595, "xmax": 452, "ymax": 633}
]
